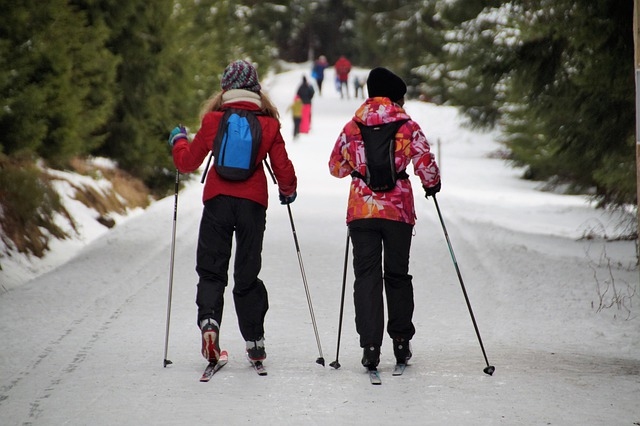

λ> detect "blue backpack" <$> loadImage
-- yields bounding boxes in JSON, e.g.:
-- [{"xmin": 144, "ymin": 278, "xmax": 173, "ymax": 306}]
[{"xmin": 202, "ymin": 108, "xmax": 262, "ymax": 182}]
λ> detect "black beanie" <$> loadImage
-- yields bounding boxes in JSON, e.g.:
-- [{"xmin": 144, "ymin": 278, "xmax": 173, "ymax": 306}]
[{"xmin": 366, "ymin": 67, "xmax": 407, "ymax": 102}]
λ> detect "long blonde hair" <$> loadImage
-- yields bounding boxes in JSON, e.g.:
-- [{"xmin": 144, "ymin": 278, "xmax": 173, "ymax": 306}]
[{"xmin": 199, "ymin": 90, "xmax": 280, "ymax": 121}]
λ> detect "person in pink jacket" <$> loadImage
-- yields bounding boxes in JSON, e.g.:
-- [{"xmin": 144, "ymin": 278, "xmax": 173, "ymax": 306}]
[
  {"xmin": 169, "ymin": 60, "xmax": 297, "ymax": 367},
  {"xmin": 328, "ymin": 67, "xmax": 441, "ymax": 369}
]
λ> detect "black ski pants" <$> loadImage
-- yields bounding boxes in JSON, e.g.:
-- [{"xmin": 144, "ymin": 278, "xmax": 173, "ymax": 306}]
[
  {"xmin": 348, "ymin": 218, "xmax": 416, "ymax": 348},
  {"xmin": 195, "ymin": 195, "xmax": 268, "ymax": 342}
]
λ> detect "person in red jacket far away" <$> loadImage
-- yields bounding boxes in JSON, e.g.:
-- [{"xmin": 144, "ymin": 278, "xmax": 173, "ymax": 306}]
[
  {"xmin": 168, "ymin": 60, "xmax": 298, "ymax": 368},
  {"xmin": 334, "ymin": 55, "xmax": 352, "ymax": 99}
]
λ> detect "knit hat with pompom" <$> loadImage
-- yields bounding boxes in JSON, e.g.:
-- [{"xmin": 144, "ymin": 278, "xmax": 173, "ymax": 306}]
[{"xmin": 220, "ymin": 60, "xmax": 262, "ymax": 93}]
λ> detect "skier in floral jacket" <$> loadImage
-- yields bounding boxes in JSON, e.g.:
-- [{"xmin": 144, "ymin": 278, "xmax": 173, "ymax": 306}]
[{"xmin": 328, "ymin": 67, "xmax": 441, "ymax": 369}]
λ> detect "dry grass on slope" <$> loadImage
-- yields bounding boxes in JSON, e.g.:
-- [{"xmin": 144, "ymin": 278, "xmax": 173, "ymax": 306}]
[{"xmin": 0, "ymin": 156, "xmax": 152, "ymax": 259}]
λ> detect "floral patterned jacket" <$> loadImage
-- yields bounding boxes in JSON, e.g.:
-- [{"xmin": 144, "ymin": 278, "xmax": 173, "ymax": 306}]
[{"xmin": 328, "ymin": 97, "xmax": 440, "ymax": 225}]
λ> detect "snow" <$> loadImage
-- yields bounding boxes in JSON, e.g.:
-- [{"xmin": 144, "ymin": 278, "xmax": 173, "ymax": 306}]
[
  {"xmin": 1, "ymin": 64, "xmax": 639, "ymax": 425},
  {"xmin": 0, "ymin": 164, "xmax": 145, "ymax": 294}
]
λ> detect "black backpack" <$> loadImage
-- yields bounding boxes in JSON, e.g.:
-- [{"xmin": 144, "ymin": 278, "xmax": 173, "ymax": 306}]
[
  {"xmin": 351, "ymin": 119, "xmax": 409, "ymax": 192},
  {"xmin": 201, "ymin": 108, "xmax": 262, "ymax": 183}
]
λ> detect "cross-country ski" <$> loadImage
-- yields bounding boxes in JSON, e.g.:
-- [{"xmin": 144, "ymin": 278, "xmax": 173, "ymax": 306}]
[
  {"xmin": 250, "ymin": 360, "xmax": 268, "ymax": 376},
  {"xmin": 392, "ymin": 363, "xmax": 407, "ymax": 376},
  {"xmin": 199, "ymin": 350, "xmax": 228, "ymax": 382},
  {"xmin": 368, "ymin": 367, "xmax": 382, "ymax": 385}
]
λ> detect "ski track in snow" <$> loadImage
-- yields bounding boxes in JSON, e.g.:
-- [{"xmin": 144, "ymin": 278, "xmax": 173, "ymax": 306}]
[{"xmin": 1, "ymin": 65, "xmax": 639, "ymax": 426}]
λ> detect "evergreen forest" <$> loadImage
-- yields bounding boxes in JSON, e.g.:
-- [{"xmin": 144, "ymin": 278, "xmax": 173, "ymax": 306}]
[{"xmin": 0, "ymin": 0, "xmax": 636, "ymax": 257}]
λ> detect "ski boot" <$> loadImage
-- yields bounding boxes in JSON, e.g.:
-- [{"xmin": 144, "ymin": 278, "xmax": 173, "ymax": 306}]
[{"xmin": 200, "ymin": 318, "xmax": 220, "ymax": 363}]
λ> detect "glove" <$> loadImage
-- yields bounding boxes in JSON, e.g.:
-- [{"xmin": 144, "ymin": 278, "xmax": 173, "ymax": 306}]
[
  {"xmin": 279, "ymin": 191, "xmax": 297, "ymax": 205},
  {"xmin": 168, "ymin": 125, "xmax": 187, "ymax": 146},
  {"xmin": 424, "ymin": 181, "xmax": 441, "ymax": 199}
]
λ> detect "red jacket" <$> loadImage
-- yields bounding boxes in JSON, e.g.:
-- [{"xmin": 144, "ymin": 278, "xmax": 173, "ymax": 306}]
[
  {"xmin": 172, "ymin": 101, "xmax": 297, "ymax": 208},
  {"xmin": 335, "ymin": 57, "xmax": 351, "ymax": 82}
]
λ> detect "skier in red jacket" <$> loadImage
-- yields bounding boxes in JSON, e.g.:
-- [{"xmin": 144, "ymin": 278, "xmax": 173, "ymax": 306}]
[
  {"xmin": 168, "ymin": 60, "xmax": 297, "ymax": 367},
  {"xmin": 334, "ymin": 55, "xmax": 352, "ymax": 99}
]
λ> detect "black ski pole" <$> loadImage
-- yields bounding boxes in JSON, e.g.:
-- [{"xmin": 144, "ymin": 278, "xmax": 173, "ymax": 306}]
[
  {"xmin": 329, "ymin": 230, "xmax": 350, "ymax": 369},
  {"xmin": 264, "ymin": 160, "xmax": 277, "ymax": 185},
  {"xmin": 432, "ymin": 195, "xmax": 495, "ymax": 376},
  {"xmin": 163, "ymin": 169, "xmax": 180, "ymax": 367},
  {"xmin": 265, "ymin": 161, "xmax": 325, "ymax": 366},
  {"xmin": 286, "ymin": 204, "xmax": 325, "ymax": 366}
]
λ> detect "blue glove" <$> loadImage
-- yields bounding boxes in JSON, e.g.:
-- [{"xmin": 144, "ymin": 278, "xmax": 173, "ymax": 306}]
[
  {"xmin": 168, "ymin": 125, "xmax": 187, "ymax": 146},
  {"xmin": 424, "ymin": 181, "xmax": 441, "ymax": 199},
  {"xmin": 279, "ymin": 191, "xmax": 297, "ymax": 205}
]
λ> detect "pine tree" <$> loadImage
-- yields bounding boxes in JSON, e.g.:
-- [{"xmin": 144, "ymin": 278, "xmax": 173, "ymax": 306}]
[
  {"xmin": 505, "ymin": 0, "xmax": 634, "ymax": 205},
  {"xmin": 176, "ymin": 0, "xmax": 277, "ymax": 112},
  {"xmin": 428, "ymin": 0, "xmax": 635, "ymax": 206},
  {"xmin": 86, "ymin": 0, "xmax": 180, "ymax": 191},
  {"xmin": 349, "ymin": 1, "xmax": 446, "ymax": 99},
  {"xmin": 0, "ymin": 0, "xmax": 117, "ymax": 166}
]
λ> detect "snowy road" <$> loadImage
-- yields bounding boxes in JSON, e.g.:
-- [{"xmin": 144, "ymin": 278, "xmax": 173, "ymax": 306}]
[{"xmin": 1, "ymin": 65, "xmax": 639, "ymax": 425}]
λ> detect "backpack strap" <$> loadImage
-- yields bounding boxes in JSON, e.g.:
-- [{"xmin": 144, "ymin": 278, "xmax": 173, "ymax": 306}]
[
  {"xmin": 350, "ymin": 169, "xmax": 409, "ymax": 181},
  {"xmin": 201, "ymin": 109, "xmax": 234, "ymax": 183}
]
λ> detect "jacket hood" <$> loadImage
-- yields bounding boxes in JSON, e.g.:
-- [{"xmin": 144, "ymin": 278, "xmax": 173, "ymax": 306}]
[{"xmin": 353, "ymin": 97, "xmax": 410, "ymax": 127}]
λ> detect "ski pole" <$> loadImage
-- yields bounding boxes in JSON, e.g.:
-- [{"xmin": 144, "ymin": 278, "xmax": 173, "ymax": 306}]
[
  {"xmin": 263, "ymin": 160, "xmax": 276, "ymax": 185},
  {"xmin": 264, "ymin": 160, "xmax": 325, "ymax": 366},
  {"xmin": 432, "ymin": 195, "xmax": 495, "ymax": 376},
  {"xmin": 286, "ymin": 203, "xmax": 325, "ymax": 366},
  {"xmin": 329, "ymin": 230, "xmax": 350, "ymax": 369},
  {"xmin": 163, "ymin": 169, "xmax": 180, "ymax": 368}
]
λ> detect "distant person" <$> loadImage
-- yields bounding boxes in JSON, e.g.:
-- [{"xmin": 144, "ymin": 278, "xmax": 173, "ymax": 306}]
[
  {"xmin": 334, "ymin": 55, "xmax": 352, "ymax": 99},
  {"xmin": 287, "ymin": 95, "xmax": 303, "ymax": 139},
  {"xmin": 296, "ymin": 76, "xmax": 315, "ymax": 133},
  {"xmin": 354, "ymin": 75, "xmax": 366, "ymax": 99},
  {"xmin": 168, "ymin": 59, "xmax": 298, "ymax": 371},
  {"xmin": 311, "ymin": 55, "xmax": 329, "ymax": 95},
  {"xmin": 328, "ymin": 67, "xmax": 441, "ymax": 371}
]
